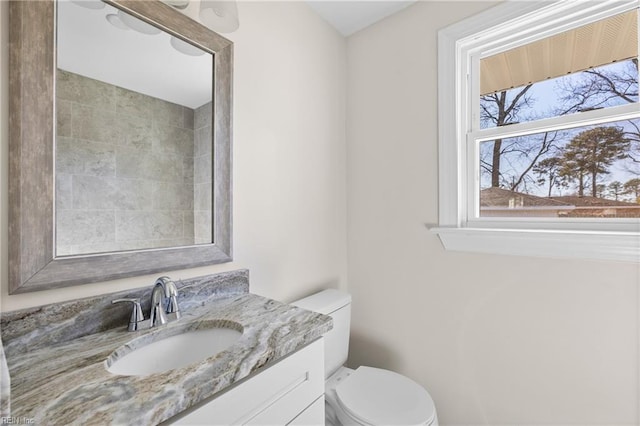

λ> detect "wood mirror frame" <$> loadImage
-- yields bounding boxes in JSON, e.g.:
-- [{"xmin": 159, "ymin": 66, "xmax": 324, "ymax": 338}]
[{"xmin": 8, "ymin": 0, "xmax": 233, "ymax": 294}]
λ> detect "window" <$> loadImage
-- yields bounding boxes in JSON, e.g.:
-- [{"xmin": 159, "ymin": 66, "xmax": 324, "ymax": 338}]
[{"xmin": 434, "ymin": 0, "xmax": 640, "ymax": 262}]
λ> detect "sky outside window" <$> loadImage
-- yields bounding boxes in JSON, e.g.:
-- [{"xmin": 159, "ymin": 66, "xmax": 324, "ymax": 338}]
[{"xmin": 477, "ymin": 9, "xmax": 639, "ymax": 218}]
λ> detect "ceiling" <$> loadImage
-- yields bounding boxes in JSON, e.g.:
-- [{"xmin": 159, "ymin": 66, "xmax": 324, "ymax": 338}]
[
  {"xmin": 305, "ymin": 1, "xmax": 418, "ymax": 36},
  {"xmin": 58, "ymin": 1, "xmax": 213, "ymax": 109}
]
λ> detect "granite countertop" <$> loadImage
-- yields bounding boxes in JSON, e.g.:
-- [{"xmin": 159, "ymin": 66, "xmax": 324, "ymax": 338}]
[{"xmin": 1, "ymin": 270, "xmax": 332, "ymax": 425}]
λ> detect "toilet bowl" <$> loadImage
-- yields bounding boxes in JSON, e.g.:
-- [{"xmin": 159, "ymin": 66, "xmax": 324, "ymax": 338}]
[
  {"xmin": 292, "ymin": 289, "xmax": 438, "ymax": 426},
  {"xmin": 325, "ymin": 366, "xmax": 438, "ymax": 426}
]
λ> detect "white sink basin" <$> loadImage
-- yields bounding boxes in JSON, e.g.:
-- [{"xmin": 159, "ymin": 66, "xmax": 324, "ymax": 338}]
[{"xmin": 107, "ymin": 325, "xmax": 243, "ymax": 376}]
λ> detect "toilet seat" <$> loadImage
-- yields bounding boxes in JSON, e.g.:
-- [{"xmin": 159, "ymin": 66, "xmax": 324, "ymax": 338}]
[{"xmin": 335, "ymin": 366, "xmax": 436, "ymax": 426}]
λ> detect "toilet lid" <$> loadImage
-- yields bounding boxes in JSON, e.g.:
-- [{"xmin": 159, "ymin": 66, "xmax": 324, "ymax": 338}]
[{"xmin": 335, "ymin": 366, "xmax": 436, "ymax": 426}]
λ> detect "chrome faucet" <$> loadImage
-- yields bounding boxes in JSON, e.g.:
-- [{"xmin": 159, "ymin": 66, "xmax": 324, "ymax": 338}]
[
  {"xmin": 112, "ymin": 276, "xmax": 181, "ymax": 331},
  {"xmin": 150, "ymin": 276, "xmax": 180, "ymax": 327}
]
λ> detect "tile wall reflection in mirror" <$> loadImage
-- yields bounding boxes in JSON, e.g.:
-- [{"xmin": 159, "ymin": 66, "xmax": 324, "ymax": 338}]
[{"xmin": 55, "ymin": 0, "xmax": 214, "ymax": 256}]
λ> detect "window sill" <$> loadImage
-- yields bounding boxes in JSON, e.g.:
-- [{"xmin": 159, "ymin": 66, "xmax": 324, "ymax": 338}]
[{"xmin": 430, "ymin": 227, "xmax": 640, "ymax": 263}]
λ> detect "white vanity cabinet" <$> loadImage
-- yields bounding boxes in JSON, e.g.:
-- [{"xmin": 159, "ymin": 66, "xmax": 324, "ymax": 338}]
[{"xmin": 170, "ymin": 338, "xmax": 325, "ymax": 426}]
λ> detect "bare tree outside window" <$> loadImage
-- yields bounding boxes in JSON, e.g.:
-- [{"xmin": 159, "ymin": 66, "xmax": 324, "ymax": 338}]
[{"xmin": 479, "ymin": 56, "xmax": 640, "ymax": 218}]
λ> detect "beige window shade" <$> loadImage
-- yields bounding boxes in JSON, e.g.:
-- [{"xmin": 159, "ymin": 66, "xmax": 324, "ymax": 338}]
[{"xmin": 480, "ymin": 9, "xmax": 638, "ymax": 96}]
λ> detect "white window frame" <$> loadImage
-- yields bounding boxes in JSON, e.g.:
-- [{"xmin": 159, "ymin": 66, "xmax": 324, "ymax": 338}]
[{"xmin": 432, "ymin": 0, "xmax": 640, "ymax": 263}]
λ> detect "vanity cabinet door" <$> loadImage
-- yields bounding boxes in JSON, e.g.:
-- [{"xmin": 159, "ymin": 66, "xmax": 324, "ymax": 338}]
[
  {"xmin": 172, "ymin": 338, "xmax": 324, "ymax": 425},
  {"xmin": 288, "ymin": 396, "xmax": 325, "ymax": 426}
]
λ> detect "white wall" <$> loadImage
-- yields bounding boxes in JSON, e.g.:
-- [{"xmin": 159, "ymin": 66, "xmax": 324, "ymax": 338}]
[
  {"xmin": 0, "ymin": 1, "xmax": 348, "ymax": 311},
  {"xmin": 346, "ymin": 2, "xmax": 639, "ymax": 425}
]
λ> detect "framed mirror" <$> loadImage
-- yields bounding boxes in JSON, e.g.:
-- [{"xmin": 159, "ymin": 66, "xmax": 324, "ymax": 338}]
[{"xmin": 8, "ymin": 0, "xmax": 233, "ymax": 294}]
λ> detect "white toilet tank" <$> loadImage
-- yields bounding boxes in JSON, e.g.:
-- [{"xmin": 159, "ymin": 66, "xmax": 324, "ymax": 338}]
[{"xmin": 292, "ymin": 289, "xmax": 351, "ymax": 378}]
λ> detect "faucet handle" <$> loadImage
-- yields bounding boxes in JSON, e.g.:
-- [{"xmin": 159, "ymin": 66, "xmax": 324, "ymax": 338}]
[
  {"xmin": 112, "ymin": 298, "xmax": 146, "ymax": 331},
  {"xmin": 164, "ymin": 281, "xmax": 180, "ymax": 319},
  {"xmin": 155, "ymin": 276, "xmax": 181, "ymax": 320}
]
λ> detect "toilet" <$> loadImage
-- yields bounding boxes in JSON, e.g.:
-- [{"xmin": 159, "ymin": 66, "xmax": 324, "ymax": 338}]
[{"xmin": 293, "ymin": 289, "xmax": 438, "ymax": 426}]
